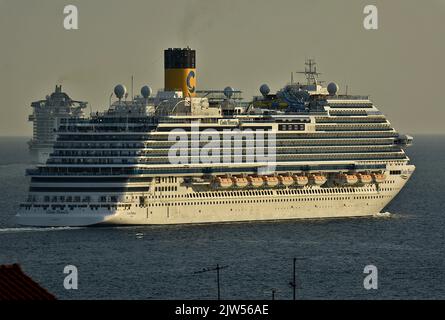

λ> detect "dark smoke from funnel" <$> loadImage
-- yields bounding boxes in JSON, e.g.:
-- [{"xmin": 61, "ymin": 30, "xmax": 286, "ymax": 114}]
[{"xmin": 179, "ymin": 0, "xmax": 220, "ymax": 44}]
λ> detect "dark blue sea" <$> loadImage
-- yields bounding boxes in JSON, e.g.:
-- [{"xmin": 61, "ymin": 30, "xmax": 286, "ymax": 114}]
[{"xmin": 0, "ymin": 136, "xmax": 444, "ymax": 299}]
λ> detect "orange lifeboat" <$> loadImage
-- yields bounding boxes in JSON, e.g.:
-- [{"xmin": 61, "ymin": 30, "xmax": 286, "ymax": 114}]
[
  {"xmin": 263, "ymin": 176, "xmax": 279, "ymax": 187},
  {"xmin": 248, "ymin": 176, "xmax": 264, "ymax": 188},
  {"xmin": 372, "ymin": 173, "xmax": 386, "ymax": 184},
  {"xmin": 279, "ymin": 175, "xmax": 294, "ymax": 187},
  {"xmin": 309, "ymin": 174, "xmax": 327, "ymax": 186},
  {"xmin": 214, "ymin": 176, "xmax": 233, "ymax": 189},
  {"xmin": 357, "ymin": 173, "xmax": 372, "ymax": 184},
  {"xmin": 293, "ymin": 175, "xmax": 309, "ymax": 186},
  {"xmin": 335, "ymin": 173, "xmax": 358, "ymax": 186},
  {"xmin": 232, "ymin": 176, "xmax": 249, "ymax": 188}
]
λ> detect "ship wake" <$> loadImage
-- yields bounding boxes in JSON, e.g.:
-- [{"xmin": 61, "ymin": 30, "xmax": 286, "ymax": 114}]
[
  {"xmin": 0, "ymin": 227, "xmax": 83, "ymax": 234},
  {"xmin": 374, "ymin": 211, "xmax": 392, "ymax": 218}
]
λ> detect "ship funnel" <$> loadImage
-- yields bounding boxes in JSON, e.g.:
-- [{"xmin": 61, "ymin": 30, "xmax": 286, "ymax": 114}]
[{"xmin": 164, "ymin": 47, "xmax": 196, "ymax": 97}]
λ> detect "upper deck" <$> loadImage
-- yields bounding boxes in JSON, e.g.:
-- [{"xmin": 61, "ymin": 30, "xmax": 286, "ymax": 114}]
[{"xmin": 26, "ymin": 58, "xmax": 414, "ymax": 179}]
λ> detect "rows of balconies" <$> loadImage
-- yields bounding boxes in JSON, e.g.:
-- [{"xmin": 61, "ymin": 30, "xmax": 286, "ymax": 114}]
[
  {"xmin": 49, "ymin": 145, "xmax": 403, "ymax": 159},
  {"xmin": 45, "ymin": 151, "xmax": 407, "ymax": 165}
]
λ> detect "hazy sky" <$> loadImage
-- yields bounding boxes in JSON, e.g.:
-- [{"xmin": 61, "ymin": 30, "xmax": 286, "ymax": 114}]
[{"xmin": 0, "ymin": 0, "xmax": 444, "ymax": 136}]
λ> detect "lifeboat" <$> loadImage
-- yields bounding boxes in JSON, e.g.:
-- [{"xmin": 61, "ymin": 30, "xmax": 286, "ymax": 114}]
[
  {"xmin": 372, "ymin": 173, "xmax": 386, "ymax": 184},
  {"xmin": 263, "ymin": 176, "xmax": 279, "ymax": 187},
  {"xmin": 309, "ymin": 174, "xmax": 327, "ymax": 186},
  {"xmin": 293, "ymin": 175, "xmax": 309, "ymax": 186},
  {"xmin": 232, "ymin": 176, "xmax": 249, "ymax": 188},
  {"xmin": 278, "ymin": 175, "xmax": 294, "ymax": 187},
  {"xmin": 214, "ymin": 176, "xmax": 233, "ymax": 189},
  {"xmin": 248, "ymin": 176, "xmax": 264, "ymax": 188},
  {"xmin": 357, "ymin": 173, "xmax": 372, "ymax": 184},
  {"xmin": 335, "ymin": 173, "xmax": 358, "ymax": 186}
]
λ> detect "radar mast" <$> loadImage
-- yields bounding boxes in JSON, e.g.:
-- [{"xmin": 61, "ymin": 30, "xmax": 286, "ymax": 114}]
[{"xmin": 296, "ymin": 59, "xmax": 321, "ymax": 86}]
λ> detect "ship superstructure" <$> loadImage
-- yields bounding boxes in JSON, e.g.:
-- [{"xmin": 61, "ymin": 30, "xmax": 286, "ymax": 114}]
[
  {"xmin": 17, "ymin": 48, "xmax": 415, "ymax": 227},
  {"xmin": 28, "ymin": 85, "xmax": 87, "ymax": 163}
]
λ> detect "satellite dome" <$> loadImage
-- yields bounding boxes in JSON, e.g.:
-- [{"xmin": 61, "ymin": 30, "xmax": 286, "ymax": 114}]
[
  {"xmin": 141, "ymin": 85, "xmax": 152, "ymax": 99},
  {"xmin": 224, "ymin": 86, "xmax": 234, "ymax": 99},
  {"xmin": 114, "ymin": 84, "xmax": 127, "ymax": 99},
  {"xmin": 327, "ymin": 82, "xmax": 339, "ymax": 95},
  {"xmin": 260, "ymin": 84, "xmax": 270, "ymax": 96}
]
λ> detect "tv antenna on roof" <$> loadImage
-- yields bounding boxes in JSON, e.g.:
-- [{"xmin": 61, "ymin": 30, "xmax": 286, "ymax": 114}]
[
  {"xmin": 288, "ymin": 257, "xmax": 305, "ymax": 300},
  {"xmin": 194, "ymin": 264, "xmax": 229, "ymax": 300}
]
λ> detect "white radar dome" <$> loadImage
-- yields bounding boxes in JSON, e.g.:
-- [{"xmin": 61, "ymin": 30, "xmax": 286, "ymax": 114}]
[
  {"xmin": 224, "ymin": 86, "xmax": 234, "ymax": 99},
  {"xmin": 260, "ymin": 84, "xmax": 270, "ymax": 96},
  {"xmin": 141, "ymin": 85, "xmax": 152, "ymax": 99},
  {"xmin": 114, "ymin": 84, "xmax": 127, "ymax": 99},
  {"xmin": 327, "ymin": 82, "xmax": 339, "ymax": 95}
]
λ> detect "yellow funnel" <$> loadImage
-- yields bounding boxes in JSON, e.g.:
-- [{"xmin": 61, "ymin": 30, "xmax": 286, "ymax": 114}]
[{"xmin": 164, "ymin": 48, "xmax": 196, "ymax": 97}]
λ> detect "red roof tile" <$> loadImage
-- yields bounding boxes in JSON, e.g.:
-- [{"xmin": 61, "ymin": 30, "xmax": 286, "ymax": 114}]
[{"xmin": 0, "ymin": 264, "xmax": 56, "ymax": 300}]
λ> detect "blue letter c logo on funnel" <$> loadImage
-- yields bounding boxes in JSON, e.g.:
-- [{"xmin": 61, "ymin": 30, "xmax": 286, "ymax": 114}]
[{"xmin": 186, "ymin": 70, "xmax": 196, "ymax": 94}]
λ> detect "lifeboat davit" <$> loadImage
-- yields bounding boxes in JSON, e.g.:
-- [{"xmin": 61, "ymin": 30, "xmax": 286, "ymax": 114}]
[
  {"xmin": 214, "ymin": 177, "xmax": 233, "ymax": 189},
  {"xmin": 248, "ymin": 176, "xmax": 264, "ymax": 188},
  {"xmin": 309, "ymin": 174, "xmax": 327, "ymax": 186},
  {"xmin": 335, "ymin": 174, "xmax": 358, "ymax": 186},
  {"xmin": 233, "ymin": 176, "xmax": 249, "ymax": 188},
  {"xmin": 357, "ymin": 173, "xmax": 372, "ymax": 184},
  {"xmin": 372, "ymin": 173, "xmax": 386, "ymax": 184},
  {"xmin": 279, "ymin": 175, "xmax": 294, "ymax": 187},
  {"xmin": 293, "ymin": 175, "xmax": 309, "ymax": 186},
  {"xmin": 263, "ymin": 176, "xmax": 279, "ymax": 187}
]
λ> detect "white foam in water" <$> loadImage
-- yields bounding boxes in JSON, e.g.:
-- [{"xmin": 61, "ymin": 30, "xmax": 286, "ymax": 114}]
[
  {"xmin": 0, "ymin": 227, "xmax": 82, "ymax": 234},
  {"xmin": 374, "ymin": 211, "xmax": 392, "ymax": 218}
]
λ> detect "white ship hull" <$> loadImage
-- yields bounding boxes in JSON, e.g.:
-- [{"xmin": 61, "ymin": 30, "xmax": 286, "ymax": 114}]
[{"xmin": 16, "ymin": 166, "xmax": 414, "ymax": 227}]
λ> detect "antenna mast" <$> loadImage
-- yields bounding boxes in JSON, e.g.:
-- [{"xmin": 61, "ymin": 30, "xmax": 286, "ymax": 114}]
[
  {"xmin": 194, "ymin": 264, "xmax": 229, "ymax": 300},
  {"xmin": 131, "ymin": 75, "xmax": 134, "ymax": 100},
  {"xmin": 296, "ymin": 59, "xmax": 321, "ymax": 86}
]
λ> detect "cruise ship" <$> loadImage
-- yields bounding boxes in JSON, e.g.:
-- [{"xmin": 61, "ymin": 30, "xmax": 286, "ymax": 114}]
[
  {"xmin": 28, "ymin": 85, "xmax": 87, "ymax": 163},
  {"xmin": 16, "ymin": 48, "xmax": 415, "ymax": 227}
]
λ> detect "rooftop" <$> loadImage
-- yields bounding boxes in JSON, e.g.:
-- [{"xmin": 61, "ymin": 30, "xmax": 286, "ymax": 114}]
[{"xmin": 0, "ymin": 264, "xmax": 56, "ymax": 300}]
